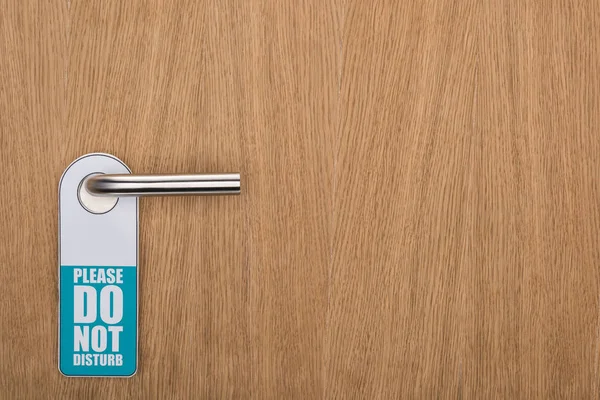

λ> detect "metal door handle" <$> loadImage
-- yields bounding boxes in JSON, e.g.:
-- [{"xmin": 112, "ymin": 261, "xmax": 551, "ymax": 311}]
[
  {"xmin": 85, "ymin": 173, "xmax": 240, "ymax": 197},
  {"xmin": 59, "ymin": 154, "xmax": 240, "ymax": 375}
]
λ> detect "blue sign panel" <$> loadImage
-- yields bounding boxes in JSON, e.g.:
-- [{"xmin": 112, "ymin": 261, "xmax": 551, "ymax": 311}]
[{"xmin": 59, "ymin": 265, "xmax": 137, "ymax": 377}]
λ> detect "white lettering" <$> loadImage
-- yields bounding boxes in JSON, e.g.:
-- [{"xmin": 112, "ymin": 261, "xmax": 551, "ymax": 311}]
[
  {"xmin": 73, "ymin": 286, "xmax": 96, "ymax": 323},
  {"xmin": 73, "ymin": 268, "xmax": 83, "ymax": 283},
  {"xmin": 100, "ymin": 285, "xmax": 123, "ymax": 324},
  {"xmin": 74, "ymin": 326, "xmax": 89, "ymax": 351},
  {"xmin": 96, "ymin": 268, "xmax": 106, "ymax": 283},
  {"xmin": 106, "ymin": 269, "xmax": 115, "ymax": 284},
  {"xmin": 73, "ymin": 353, "xmax": 124, "ymax": 366},
  {"xmin": 91, "ymin": 326, "xmax": 107, "ymax": 352},
  {"xmin": 108, "ymin": 326, "xmax": 123, "ymax": 351},
  {"xmin": 74, "ymin": 268, "xmax": 124, "ymax": 284}
]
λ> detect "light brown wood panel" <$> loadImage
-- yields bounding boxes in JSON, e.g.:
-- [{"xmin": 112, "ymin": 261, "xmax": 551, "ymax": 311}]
[
  {"xmin": 0, "ymin": 0, "xmax": 67, "ymax": 397},
  {"xmin": 2, "ymin": 0, "xmax": 600, "ymax": 398},
  {"xmin": 465, "ymin": 2, "xmax": 600, "ymax": 397},
  {"xmin": 202, "ymin": 1, "xmax": 336, "ymax": 397},
  {"xmin": 326, "ymin": 1, "xmax": 477, "ymax": 397}
]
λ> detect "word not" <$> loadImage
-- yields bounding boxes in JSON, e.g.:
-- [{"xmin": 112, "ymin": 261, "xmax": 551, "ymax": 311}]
[{"xmin": 74, "ymin": 325, "xmax": 123, "ymax": 352}]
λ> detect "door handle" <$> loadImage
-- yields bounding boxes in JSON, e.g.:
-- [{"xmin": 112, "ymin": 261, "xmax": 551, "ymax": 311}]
[
  {"xmin": 84, "ymin": 173, "xmax": 241, "ymax": 197},
  {"xmin": 59, "ymin": 153, "xmax": 241, "ymax": 377}
]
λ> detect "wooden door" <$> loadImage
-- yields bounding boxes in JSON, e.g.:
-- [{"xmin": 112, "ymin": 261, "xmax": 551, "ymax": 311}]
[{"xmin": 1, "ymin": 1, "xmax": 599, "ymax": 398}]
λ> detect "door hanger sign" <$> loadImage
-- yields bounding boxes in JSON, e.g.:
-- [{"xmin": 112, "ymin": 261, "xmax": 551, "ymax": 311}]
[{"xmin": 58, "ymin": 153, "xmax": 138, "ymax": 377}]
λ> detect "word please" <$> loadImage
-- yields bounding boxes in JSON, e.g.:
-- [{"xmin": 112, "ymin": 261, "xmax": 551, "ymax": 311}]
[{"xmin": 74, "ymin": 267, "xmax": 123, "ymax": 284}]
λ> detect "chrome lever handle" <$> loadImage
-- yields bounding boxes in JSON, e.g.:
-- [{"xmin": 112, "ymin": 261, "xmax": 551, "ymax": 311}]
[
  {"xmin": 59, "ymin": 153, "xmax": 241, "ymax": 375},
  {"xmin": 85, "ymin": 173, "xmax": 240, "ymax": 197}
]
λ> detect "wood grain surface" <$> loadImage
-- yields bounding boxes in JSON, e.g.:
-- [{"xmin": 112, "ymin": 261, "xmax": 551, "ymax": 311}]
[{"xmin": 0, "ymin": 0, "xmax": 599, "ymax": 398}]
